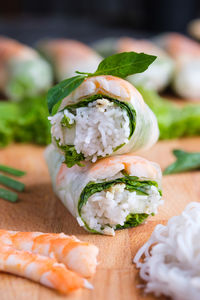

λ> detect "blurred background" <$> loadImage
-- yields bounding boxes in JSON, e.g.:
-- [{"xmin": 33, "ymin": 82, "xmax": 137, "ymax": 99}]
[
  {"xmin": 0, "ymin": 0, "xmax": 200, "ymax": 148},
  {"xmin": 1, "ymin": 0, "xmax": 200, "ymax": 44}
]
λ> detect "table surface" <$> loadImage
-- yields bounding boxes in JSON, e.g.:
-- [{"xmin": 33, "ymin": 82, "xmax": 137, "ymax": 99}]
[{"xmin": 0, "ymin": 137, "xmax": 199, "ymax": 300}]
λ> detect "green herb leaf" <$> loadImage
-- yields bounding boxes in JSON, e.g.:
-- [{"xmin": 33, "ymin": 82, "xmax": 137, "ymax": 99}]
[
  {"xmin": 47, "ymin": 75, "xmax": 85, "ymax": 114},
  {"xmin": 164, "ymin": 149, "xmax": 200, "ymax": 175},
  {"xmin": 0, "ymin": 164, "xmax": 26, "ymax": 177},
  {"xmin": 77, "ymin": 52, "xmax": 156, "ymax": 78},
  {"xmin": 0, "ymin": 174, "xmax": 25, "ymax": 192},
  {"xmin": 0, "ymin": 188, "xmax": 18, "ymax": 202}
]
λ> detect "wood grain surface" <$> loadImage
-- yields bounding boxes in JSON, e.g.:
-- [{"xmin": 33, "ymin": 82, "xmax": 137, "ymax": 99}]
[{"xmin": 0, "ymin": 137, "xmax": 199, "ymax": 300}]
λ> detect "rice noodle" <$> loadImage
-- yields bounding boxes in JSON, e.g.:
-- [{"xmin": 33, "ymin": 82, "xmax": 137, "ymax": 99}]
[{"xmin": 133, "ymin": 202, "xmax": 200, "ymax": 300}]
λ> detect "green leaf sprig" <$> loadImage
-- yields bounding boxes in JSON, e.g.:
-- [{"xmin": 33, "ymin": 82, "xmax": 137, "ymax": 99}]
[
  {"xmin": 47, "ymin": 52, "xmax": 156, "ymax": 114},
  {"xmin": 164, "ymin": 149, "xmax": 200, "ymax": 175}
]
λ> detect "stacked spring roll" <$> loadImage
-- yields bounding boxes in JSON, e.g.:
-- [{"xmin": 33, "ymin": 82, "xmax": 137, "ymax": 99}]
[
  {"xmin": 48, "ymin": 75, "xmax": 159, "ymax": 166},
  {"xmin": 45, "ymin": 145, "xmax": 162, "ymax": 235},
  {"xmin": 154, "ymin": 33, "xmax": 200, "ymax": 100},
  {"xmin": 0, "ymin": 36, "xmax": 53, "ymax": 100},
  {"xmin": 46, "ymin": 51, "xmax": 163, "ymax": 235}
]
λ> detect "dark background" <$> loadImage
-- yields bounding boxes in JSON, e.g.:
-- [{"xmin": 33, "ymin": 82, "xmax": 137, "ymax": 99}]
[{"xmin": 0, "ymin": 0, "xmax": 200, "ymax": 45}]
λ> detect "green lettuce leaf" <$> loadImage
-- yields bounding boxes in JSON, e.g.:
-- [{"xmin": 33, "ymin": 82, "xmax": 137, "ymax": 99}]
[
  {"xmin": 55, "ymin": 141, "xmax": 84, "ymax": 168},
  {"xmin": 138, "ymin": 87, "xmax": 200, "ymax": 140},
  {"xmin": 0, "ymin": 96, "xmax": 51, "ymax": 148}
]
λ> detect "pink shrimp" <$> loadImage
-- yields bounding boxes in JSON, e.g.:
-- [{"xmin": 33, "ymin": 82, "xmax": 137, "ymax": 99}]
[
  {"xmin": 0, "ymin": 243, "xmax": 90, "ymax": 294},
  {"xmin": 0, "ymin": 230, "xmax": 98, "ymax": 277}
]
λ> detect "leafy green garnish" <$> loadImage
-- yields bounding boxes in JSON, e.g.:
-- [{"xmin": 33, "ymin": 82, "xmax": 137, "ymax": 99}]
[
  {"xmin": 77, "ymin": 52, "xmax": 156, "ymax": 78},
  {"xmin": 116, "ymin": 213, "xmax": 148, "ymax": 229},
  {"xmin": 61, "ymin": 115, "xmax": 74, "ymax": 128},
  {"xmin": 164, "ymin": 149, "xmax": 200, "ymax": 175},
  {"xmin": 138, "ymin": 87, "xmax": 200, "ymax": 140},
  {"xmin": 47, "ymin": 75, "xmax": 85, "ymax": 114},
  {"xmin": 56, "ymin": 141, "xmax": 84, "ymax": 168},
  {"xmin": 0, "ymin": 188, "xmax": 18, "ymax": 202},
  {"xmin": 47, "ymin": 52, "xmax": 156, "ymax": 114}
]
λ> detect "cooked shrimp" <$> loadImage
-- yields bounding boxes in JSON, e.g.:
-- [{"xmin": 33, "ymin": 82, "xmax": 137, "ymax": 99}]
[
  {"xmin": 0, "ymin": 243, "xmax": 90, "ymax": 294},
  {"xmin": 0, "ymin": 230, "xmax": 98, "ymax": 277}
]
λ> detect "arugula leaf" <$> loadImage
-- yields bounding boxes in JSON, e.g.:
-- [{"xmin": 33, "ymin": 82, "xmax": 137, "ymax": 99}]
[
  {"xmin": 164, "ymin": 149, "xmax": 200, "ymax": 175},
  {"xmin": 77, "ymin": 52, "xmax": 156, "ymax": 78},
  {"xmin": 56, "ymin": 140, "xmax": 84, "ymax": 168},
  {"xmin": 47, "ymin": 75, "xmax": 85, "ymax": 114},
  {"xmin": 116, "ymin": 213, "xmax": 148, "ymax": 229}
]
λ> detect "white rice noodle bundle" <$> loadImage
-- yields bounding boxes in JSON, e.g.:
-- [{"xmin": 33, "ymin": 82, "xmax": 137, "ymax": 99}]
[{"xmin": 134, "ymin": 202, "xmax": 200, "ymax": 300}]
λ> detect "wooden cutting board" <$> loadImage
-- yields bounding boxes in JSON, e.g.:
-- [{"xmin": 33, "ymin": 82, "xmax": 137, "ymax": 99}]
[{"xmin": 0, "ymin": 137, "xmax": 199, "ymax": 300}]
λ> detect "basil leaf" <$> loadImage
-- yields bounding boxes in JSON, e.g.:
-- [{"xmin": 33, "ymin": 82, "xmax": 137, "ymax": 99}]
[
  {"xmin": 164, "ymin": 149, "xmax": 200, "ymax": 175},
  {"xmin": 77, "ymin": 52, "xmax": 156, "ymax": 78},
  {"xmin": 47, "ymin": 75, "xmax": 85, "ymax": 114}
]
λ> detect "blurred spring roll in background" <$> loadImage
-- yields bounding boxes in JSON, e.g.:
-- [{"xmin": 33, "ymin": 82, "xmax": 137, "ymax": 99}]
[
  {"xmin": 154, "ymin": 33, "xmax": 200, "ymax": 100},
  {"xmin": 45, "ymin": 145, "xmax": 163, "ymax": 236},
  {"xmin": 38, "ymin": 39, "xmax": 102, "ymax": 81},
  {"xmin": 48, "ymin": 75, "xmax": 159, "ymax": 167},
  {"xmin": 93, "ymin": 37, "xmax": 174, "ymax": 92},
  {"xmin": 0, "ymin": 36, "xmax": 53, "ymax": 100}
]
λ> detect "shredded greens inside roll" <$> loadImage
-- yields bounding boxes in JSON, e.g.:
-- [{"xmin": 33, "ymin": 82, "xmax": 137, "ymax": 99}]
[
  {"xmin": 78, "ymin": 175, "xmax": 162, "ymax": 235},
  {"xmin": 49, "ymin": 95, "xmax": 136, "ymax": 167}
]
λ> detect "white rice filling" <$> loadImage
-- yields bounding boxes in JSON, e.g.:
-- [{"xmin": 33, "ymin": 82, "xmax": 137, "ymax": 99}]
[
  {"xmin": 49, "ymin": 98, "xmax": 130, "ymax": 162},
  {"xmin": 81, "ymin": 181, "xmax": 162, "ymax": 236}
]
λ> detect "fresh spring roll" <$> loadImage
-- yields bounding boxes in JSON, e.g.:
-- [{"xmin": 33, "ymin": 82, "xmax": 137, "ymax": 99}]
[
  {"xmin": 0, "ymin": 36, "xmax": 53, "ymax": 100},
  {"xmin": 92, "ymin": 37, "xmax": 174, "ymax": 92},
  {"xmin": 45, "ymin": 144, "xmax": 163, "ymax": 236},
  {"xmin": 154, "ymin": 33, "xmax": 200, "ymax": 100},
  {"xmin": 48, "ymin": 75, "xmax": 159, "ymax": 167},
  {"xmin": 38, "ymin": 39, "xmax": 102, "ymax": 82}
]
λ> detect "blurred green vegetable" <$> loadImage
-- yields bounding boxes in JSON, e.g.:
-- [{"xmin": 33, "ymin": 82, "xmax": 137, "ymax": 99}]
[
  {"xmin": 0, "ymin": 96, "xmax": 51, "ymax": 148},
  {"xmin": 138, "ymin": 87, "xmax": 200, "ymax": 139},
  {"xmin": 164, "ymin": 150, "xmax": 200, "ymax": 174}
]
